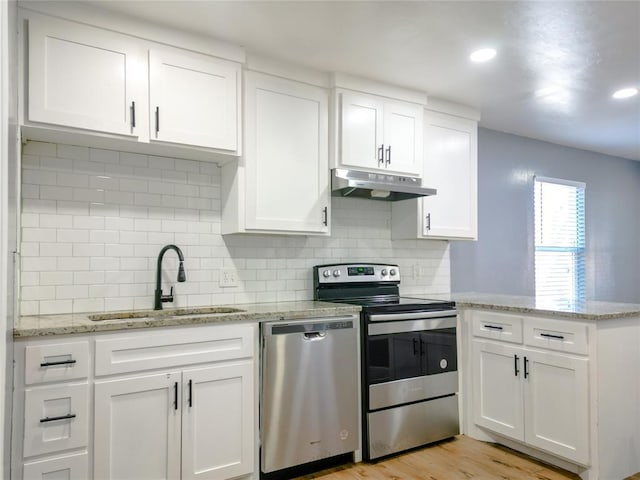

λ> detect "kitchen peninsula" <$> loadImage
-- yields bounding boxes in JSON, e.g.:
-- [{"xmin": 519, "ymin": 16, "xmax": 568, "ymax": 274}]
[{"xmin": 454, "ymin": 293, "xmax": 640, "ymax": 480}]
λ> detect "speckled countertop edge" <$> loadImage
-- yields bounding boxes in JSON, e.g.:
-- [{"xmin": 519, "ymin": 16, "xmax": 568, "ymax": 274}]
[
  {"xmin": 450, "ymin": 293, "xmax": 640, "ymax": 321},
  {"xmin": 14, "ymin": 301, "xmax": 362, "ymax": 338}
]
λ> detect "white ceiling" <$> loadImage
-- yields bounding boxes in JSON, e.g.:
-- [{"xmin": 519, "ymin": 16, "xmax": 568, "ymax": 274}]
[{"xmin": 90, "ymin": 0, "xmax": 640, "ymax": 161}]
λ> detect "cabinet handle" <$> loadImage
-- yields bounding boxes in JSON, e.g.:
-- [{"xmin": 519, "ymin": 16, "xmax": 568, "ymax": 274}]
[
  {"xmin": 426, "ymin": 213, "xmax": 431, "ymax": 231},
  {"xmin": 420, "ymin": 338, "xmax": 425, "ymax": 356},
  {"xmin": 378, "ymin": 144, "xmax": 384, "ymax": 166},
  {"xmin": 40, "ymin": 359, "xmax": 76, "ymax": 367},
  {"xmin": 484, "ymin": 324, "xmax": 504, "ymax": 331},
  {"xmin": 385, "ymin": 145, "xmax": 391, "ymax": 165},
  {"xmin": 131, "ymin": 101, "xmax": 136, "ymax": 128},
  {"xmin": 540, "ymin": 333, "xmax": 565, "ymax": 340},
  {"xmin": 188, "ymin": 379, "xmax": 193, "ymax": 407},
  {"xmin": 322, "ymin": 206, "xmax": 328, "ymax": 226},
  {"xmin": 413, "ymin": 338, "xmax": 419, "ymax": 355},
  {"xmin": 514, "ymin": 354, "xmax": 519, "ymax": 376},
  {"xmin": 40, "ymin": 413, "xmax": 76, "ymax": 423},
  {"xmin": 524, "ymin": 357, "xmax": 529, "ymax": 379},
  {"xmin": 173, "ymin": 381, "xmax": 178, "ymax": 410},
  {"xmin": 155, "ymin": 106, "xmax": 160, "ymax": 134}
]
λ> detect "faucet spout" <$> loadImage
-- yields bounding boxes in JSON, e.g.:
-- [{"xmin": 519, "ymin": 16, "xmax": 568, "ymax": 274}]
[{"xmin": 154, "ymin": 244, "xmax": 186, "ymax": 310}]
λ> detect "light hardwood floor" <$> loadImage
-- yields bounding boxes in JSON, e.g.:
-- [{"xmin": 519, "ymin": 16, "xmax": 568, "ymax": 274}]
[{"xmin": 295, "ymin": 435, "xmax": 638, "ymax": 480}]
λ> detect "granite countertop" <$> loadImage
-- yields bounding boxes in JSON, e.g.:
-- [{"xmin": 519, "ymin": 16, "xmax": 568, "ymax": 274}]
[
  {"xmin": 449, "ymin": 293, "xmax": 640, "ymax": 321},
  {"xmin": 14, "ymin": 301, "xmax": 362, "ymax": 338}
]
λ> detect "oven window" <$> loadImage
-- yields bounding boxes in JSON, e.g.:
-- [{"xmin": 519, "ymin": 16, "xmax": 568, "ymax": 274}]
[
  {"xmin": 422, "ymin": 328, "xmax": 457, "ymax": 375},
  {"xmin": 367, "ymin": 336, "xmax": 393, "ymax": 384}
]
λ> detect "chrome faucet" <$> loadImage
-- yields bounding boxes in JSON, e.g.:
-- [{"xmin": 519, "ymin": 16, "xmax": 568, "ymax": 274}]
[{"xmin": 154, "ymin": 244, "xmax": 186, "ymax": 310}]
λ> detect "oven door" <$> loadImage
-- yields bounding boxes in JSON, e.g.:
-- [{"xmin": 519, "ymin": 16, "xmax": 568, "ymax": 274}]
[{"xmin": 366, "ymin": 312, "xmax": 458, "ymax": 409}]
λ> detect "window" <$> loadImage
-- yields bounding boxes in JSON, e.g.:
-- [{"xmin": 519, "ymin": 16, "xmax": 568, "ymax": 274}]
[{"xmin": 534, "ymin": 176, "xmax": 586, "ymax": 307}]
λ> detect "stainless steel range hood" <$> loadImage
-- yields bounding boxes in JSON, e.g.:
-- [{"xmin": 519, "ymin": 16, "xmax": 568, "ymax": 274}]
[{"xmin": 331, "ymin": 168, "xmax": 437, "ymax": 201}]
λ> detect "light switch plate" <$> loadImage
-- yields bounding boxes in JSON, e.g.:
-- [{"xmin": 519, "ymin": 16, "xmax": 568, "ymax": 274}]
[{"xmin": 220, "ymin": 268, "xmax": 239, "ymax": 288}]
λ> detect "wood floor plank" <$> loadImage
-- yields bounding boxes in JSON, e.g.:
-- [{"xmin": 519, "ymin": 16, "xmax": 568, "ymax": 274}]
[{"xmin": 294, "ymin": 435, "xmax": 582, "ymax": 480}]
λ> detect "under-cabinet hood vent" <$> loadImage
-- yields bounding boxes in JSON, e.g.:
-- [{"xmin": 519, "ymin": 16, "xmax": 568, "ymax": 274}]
[{"xmin": 331, "ymin": 168, "xmax": 437, "ymax": 201}]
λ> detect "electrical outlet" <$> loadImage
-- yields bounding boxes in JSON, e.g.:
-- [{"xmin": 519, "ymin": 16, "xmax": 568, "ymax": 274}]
[{"xmin": 220, "ymin": 268, "xmax": 239, "ymax": 288}]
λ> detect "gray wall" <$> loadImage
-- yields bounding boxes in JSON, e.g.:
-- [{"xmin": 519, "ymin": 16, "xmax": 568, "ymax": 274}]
[{"xmin": 451, "ymin": 128, "xmax": 640, "ymax": 303}]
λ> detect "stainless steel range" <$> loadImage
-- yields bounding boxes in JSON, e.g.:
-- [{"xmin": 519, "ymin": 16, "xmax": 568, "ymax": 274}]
[{"xmin": 313, "ymin": 263, "xmax": 459, "ymax": 460}]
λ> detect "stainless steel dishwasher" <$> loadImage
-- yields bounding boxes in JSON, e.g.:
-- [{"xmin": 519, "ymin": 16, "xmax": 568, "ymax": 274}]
[{"xmin": 260, "ymin": 315, "xmax": 359, "ymax": 475}]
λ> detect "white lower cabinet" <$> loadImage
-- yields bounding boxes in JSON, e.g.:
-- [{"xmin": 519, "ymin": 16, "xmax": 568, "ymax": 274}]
[
  {"xmin": 94, "ymin": 364, "xmax": 253, "ymax": 480},
  {"xmin": 467, "ymin": 310, "xmax": 591, "ymax": 469},
  {"xmin": 472, "ymin": 340, "xmax": 589, "ymax": 465},
  {"xmin": 14, "ymin": 323, "xmax": 257, "ymax": 480}
]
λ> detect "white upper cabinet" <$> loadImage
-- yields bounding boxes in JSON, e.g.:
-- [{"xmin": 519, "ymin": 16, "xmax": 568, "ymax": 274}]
[
  {"xmin": 392, "ymin": 110, "xmax": 478, "ymax": 240},
  {"xmin": 149, "ymin": 48, "xmax": 240, "ymax": 152},
  {"xmin": 28, "ymin": 15, "xmax": 146, "ymax": 138},
  {"xmin": 222, "ymin": 71, "xmax": 330, "ymax": 235},
  {"xmin": 337, "ymin": 90, "xmax": 423, "ymax": 177},
  {"xmin": 24, "ymin": 13, "xmax": 242, "ymax": 158}
]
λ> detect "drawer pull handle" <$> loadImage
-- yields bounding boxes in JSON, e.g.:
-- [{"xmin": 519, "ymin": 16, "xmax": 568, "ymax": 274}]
[
  {"xmin": 40, "ymin": 359, "xmax": 77, "ymax": 367},
  {"xmin": 40, "ymin": 414, "xmax": 76, "ymax": 423},
  {"xmin": 173, "ymin": 381, "xmax": 178, "ymax": 411},
  {"xmin": 514, "ymin": 354, "xmax": 520, "ymax": 376},
  {"xmin": 540, "ymin": 333, "xmax": 565, "ymax": 340},
  {"xmin": 484, "ymin": 324, "xmax": 503, "ymax": 331},
  {"xmin": 524, "ymin": 356, "xmax": 529, "ymax": 379}
]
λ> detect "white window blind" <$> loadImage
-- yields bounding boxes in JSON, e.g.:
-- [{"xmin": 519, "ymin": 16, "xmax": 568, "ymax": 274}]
[{"xmin": 534, "ymin": 176, "xmax": 586, "ymax": 307}]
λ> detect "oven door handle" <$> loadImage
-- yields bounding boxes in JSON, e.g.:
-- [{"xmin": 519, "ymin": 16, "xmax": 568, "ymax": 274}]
[
  {"xmin": 368, "ymin": 317, "xmax": 457, "ymax": 335},
  {"xmin": 369, "ymin": 310, "xmax": 457, "ymax": 322}
]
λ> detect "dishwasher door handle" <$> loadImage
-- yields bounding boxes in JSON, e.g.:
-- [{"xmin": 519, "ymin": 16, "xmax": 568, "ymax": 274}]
[{"xmin": 303, "ymin": 331, "xmax": 327, "ymax": 341}]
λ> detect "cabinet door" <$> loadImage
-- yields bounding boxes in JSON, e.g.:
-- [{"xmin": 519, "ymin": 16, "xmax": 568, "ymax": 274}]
[
  {"xmin": 244, "ymin": 72, "xmax": 329, "ymax": 233},
  {"xmin": 421, "ymin": 111, "xmax": 477, "ymax": 239},
  {"xmin": 149, "ymin": 48, "xmax": 240, "ymax": 151},
  {"xmin": 471, "ymin": 340, "xmax": 524, "ymax": 441},
  {"xmin": 28, "ymin": 16, "xmax": 145, "ymax": 137},
  {"xmin": 340, "ymin": 92, "xmax": 384, "ymax": 171},
  {"xmin": 524, "ymin": 351, "xmax": 589, "ymax": 465},
  {"xmin": 383, "ymin": 101, "xmax": 423, "ymax": 176},
  {"xmin": 181, "ymin": 362, "xmax": 254, "ymax": 480},
  {"xmin": 94, "ymin": 372, "xmax": 181, "ymax": 480}
]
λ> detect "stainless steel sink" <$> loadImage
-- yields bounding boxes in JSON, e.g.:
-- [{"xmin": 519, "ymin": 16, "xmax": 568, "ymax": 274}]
[{"xmin": 88, "ymin": 306, "xmax": 246, "ymax": 321}]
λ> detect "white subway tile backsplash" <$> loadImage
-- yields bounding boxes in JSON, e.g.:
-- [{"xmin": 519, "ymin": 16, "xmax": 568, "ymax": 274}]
[
  {"xmin": 20, "ymin": 141, "xmax": 451, "ymax": 315},
  {"xmin": 23, "ymin": 141, "xmax": 56, "ymax": 156},
  {"xmin": 57, "ymin": 144, "xmax": 89, "ymax": 160}
]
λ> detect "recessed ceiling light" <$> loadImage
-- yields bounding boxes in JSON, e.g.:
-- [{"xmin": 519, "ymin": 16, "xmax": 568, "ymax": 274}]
[
  {"xmin": 470, "ymin": 48, "xmax": 497, "ymax": 63},
  {"xmin": 612, "ymin": 87, "xmax": 638, "ymax": 99}
]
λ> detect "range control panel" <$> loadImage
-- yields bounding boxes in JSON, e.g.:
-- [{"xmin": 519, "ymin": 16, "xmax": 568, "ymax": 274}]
[{"xmin": 315, "ymin": 263, "xmax": 400, "ymax": 284}]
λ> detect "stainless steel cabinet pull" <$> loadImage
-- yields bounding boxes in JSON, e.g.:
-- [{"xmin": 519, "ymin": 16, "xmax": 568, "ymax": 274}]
[
  {"xmin": 322, "ymin": 206, "xmax": 328, "ymax": 226},
  {"xmin": 385, "ymin": 145, "xmax": 391, "ymax": 165},
  {"xmin": 188, "ymin": 379, "xmax": 193, "ymax": 407},
  {"xmin": 155, "ymin": 106, "xmax": 160, "ymax": 134},
  {"xmin": 514, "ymin": 355, "xmax": 519, "ymax": 376},
  {"xmin": 40, "ymin": 414, "xmax": 76, "ymax": 423},
  {"xmin": 131, "ymin": 101, "xmax": 136, "ymax": 128},
  {"xmin": 524, "ymin": 357, "xmax": 529, "ymax": 379},
  {"xmin": 173, "ymin": 381, "xmax": 178, "ymax": 410},
  {"xmin": 40, "ymin": 359, "xmax": 76, "ymax": 367},
  {"xmin": 378, "ymin": 144, "xmax": 384, "ymax": 166},
  {"xmin": 426, "ymin": 213, "xmax": 431, "ymax": 231},
  {"xmin": 484, "ymin": 324, "xmax": 504, "ymax": 331},
  {"xmin": 540, "ymin": 333, "xmax": 565, "ymax": 340}
]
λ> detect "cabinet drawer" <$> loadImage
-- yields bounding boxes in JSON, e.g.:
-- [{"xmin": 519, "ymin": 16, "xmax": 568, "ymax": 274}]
[
  {"xmin": 23, "ymin": 452, "xmax": 88, "ymax": 480},
  {"xmin": 24, "ymin": 383, "xmax": 89, "ymax": 457},
  {"xmin": 95, "ymin": 323, "xmax": 256, "ymax": 376},
  {"xmin": 24, "ymin": 340, "xmax": 89, "ymax": 385},
  {"xmin": 524, "ymin": 317, "xmax": 588, "ymax": 355},
  {"xmin": 472, "ymin": 311, "xmax": 523, "ymax": 344}
]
